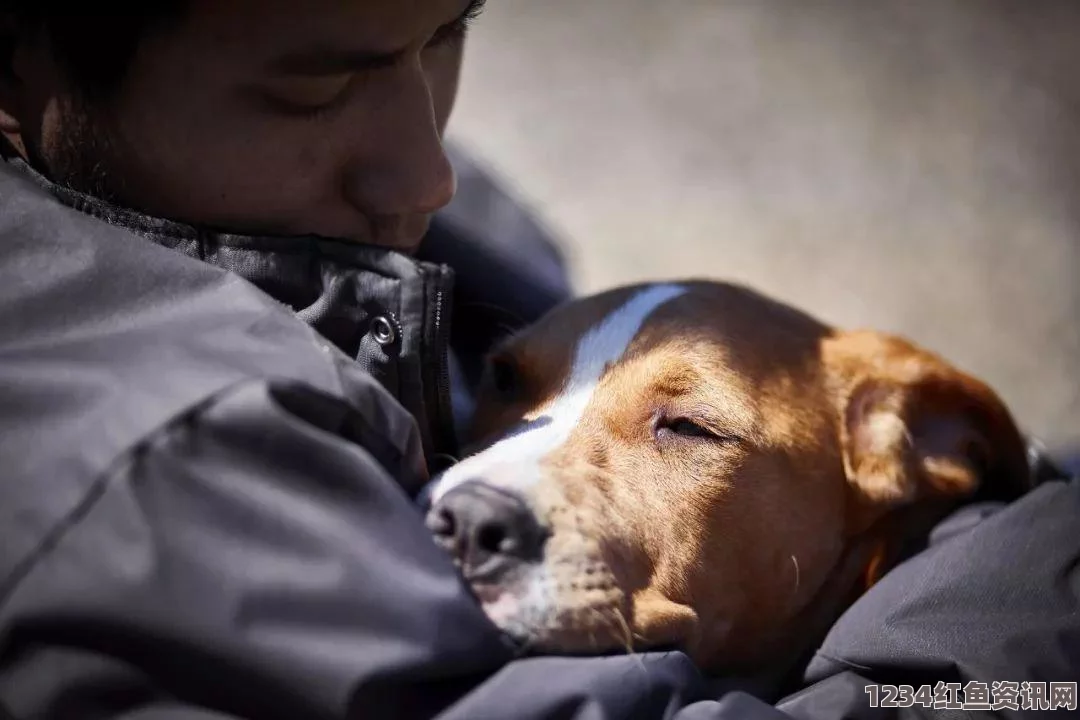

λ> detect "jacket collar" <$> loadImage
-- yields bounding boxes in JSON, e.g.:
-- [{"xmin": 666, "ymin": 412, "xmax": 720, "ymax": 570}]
[{"xmin": 3, "ymin": 153, "xmax": 460, "ymax": 463}]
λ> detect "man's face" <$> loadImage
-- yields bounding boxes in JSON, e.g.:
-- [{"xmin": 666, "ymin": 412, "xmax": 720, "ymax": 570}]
[{"xmin": 2, "ymin": 0, "xmax": 478, "ymax": 253}]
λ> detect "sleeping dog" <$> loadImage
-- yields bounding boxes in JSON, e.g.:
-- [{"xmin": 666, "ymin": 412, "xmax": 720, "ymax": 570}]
[{"xmin": 422, "ymin": 281, "xmax": 1030, "ymax": 674}]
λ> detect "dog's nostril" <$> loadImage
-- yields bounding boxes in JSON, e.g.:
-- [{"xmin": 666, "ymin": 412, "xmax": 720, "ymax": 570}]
[
  {"xmin": 477, "ymin": 522, "xmax": 510, "ymax": 555},
  {"xmin": 426, "ymin": 481, "xmax": 545, "ymax": 578},
  {"xmin": 427, "ymin": 507, "xmax": 455, "ymax": 539}
]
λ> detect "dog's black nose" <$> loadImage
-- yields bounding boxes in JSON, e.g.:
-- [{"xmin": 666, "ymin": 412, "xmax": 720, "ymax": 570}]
[{"xmin": 426, "ymin": 481, "xmax": 546, "ymax": 578}]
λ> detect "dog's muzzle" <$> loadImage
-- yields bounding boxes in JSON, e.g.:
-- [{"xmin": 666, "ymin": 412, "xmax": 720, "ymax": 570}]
[{"xmin": 425, "ymin": 480, "xmax": 548, "ymax": 581}]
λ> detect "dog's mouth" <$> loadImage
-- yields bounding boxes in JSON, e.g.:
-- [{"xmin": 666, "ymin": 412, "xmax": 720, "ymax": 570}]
[
  {"xmin": 453, "ymin": 533, "xmax": 637, "ymax": 656},
  {"xmin": 423, "ymin": 478, "xmax": 641, "ymax": 655},
  {"xmin": 467, "ymin": 569, "xmax": 547, "ymax": 646}
]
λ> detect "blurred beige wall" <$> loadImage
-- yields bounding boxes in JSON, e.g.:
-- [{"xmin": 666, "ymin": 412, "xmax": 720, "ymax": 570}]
[{"xmin": 447, "ymin": 0, "xmax": 1080, "ymax": 451}]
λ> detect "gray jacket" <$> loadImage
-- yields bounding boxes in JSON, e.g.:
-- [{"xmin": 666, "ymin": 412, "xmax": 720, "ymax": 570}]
[{"xmin": 1, "ymin": 153, "xmax": 1078, "ymax": 720}]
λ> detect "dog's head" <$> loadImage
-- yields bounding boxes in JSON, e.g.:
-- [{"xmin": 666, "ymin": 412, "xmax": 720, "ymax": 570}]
[{"xmin": 423, "ymin": 281, "xmax": 1028, "ymax": 672}]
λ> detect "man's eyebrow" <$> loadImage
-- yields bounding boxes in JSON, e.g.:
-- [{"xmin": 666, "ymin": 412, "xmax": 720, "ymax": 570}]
[
  {"xmin": 268, "ymin": 46, "xmax": 405, "ymax": 76},
  {"xmin": 267, "ymin": 0, "xmax": 486, "ymax": 76}
]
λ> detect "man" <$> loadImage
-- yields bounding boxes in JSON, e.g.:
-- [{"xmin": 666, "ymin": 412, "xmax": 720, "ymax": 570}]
[{"xmin": 1, "ymin": 3, "xmax": 1077, "ymax": 719}]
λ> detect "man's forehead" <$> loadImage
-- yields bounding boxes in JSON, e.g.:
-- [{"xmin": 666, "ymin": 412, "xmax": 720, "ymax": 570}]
[{"xmin": 183, "ymin": 0, "xmax": 473, "ymax": 59}]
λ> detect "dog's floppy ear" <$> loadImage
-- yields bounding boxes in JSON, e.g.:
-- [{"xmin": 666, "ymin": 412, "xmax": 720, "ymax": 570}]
[{"xmin": 823, "ymin": 331, "xmax": 1029, "ymax": 527}]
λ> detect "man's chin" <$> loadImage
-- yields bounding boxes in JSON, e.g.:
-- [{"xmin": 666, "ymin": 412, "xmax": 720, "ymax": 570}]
[{"xmin": 377, "ymin": 236, "xmax": 425, "ymax": 255}]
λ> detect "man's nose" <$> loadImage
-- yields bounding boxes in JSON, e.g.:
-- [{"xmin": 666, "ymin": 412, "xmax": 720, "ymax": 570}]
[
  {"xmin": 343, "ymin": 63, "xmax": 457, "ymax": 222},
  {"xmin": 425, "ymin": 481, "xmax": 546, "ymax": 579}
]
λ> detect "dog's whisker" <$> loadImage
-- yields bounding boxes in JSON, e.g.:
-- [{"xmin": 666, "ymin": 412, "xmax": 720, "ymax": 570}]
[
  {"xmin": 586, "ymin": 614, "xmax": 599, "ymax": 651},
  {"xmin": 608, "ymin": 607, "xmax": 648, "ymax": 675},
  {"xmin": 790, "ymin": 554, "xmax": 801, "ymax": 597},
  {"xmin": 612, "ymin": 606, "xmax": 635, "ymax": 656},
  {"xmin": 593, "ymin": 605, "xmax": 630, "ymax": 656}
]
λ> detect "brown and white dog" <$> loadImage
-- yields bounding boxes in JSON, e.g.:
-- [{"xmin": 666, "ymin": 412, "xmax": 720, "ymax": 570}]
[{"xmin": 423, "ymin": 281, "xmax": 1029, "ymax": 675}]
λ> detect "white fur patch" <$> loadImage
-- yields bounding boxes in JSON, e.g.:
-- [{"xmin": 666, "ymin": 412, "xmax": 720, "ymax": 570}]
[{"xmin": 427, "ymin": 284, "xmax": 686, "ymax": 503}]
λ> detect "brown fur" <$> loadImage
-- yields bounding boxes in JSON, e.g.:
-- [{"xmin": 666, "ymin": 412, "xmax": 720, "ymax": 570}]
[{"xmin": 462, "ymin": 281, "xmax": 1028, "ymax": 673}]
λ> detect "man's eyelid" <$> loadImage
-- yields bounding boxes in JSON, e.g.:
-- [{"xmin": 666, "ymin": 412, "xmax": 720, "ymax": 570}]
[
  {"xmin": 428, "ymin": 0, "xmax": 486, "ymax": 47},
  {"xmin": 457, "ymin": 0, "xmax": 488, "ymax": 25},
  {"xmin": 426, "ymin": 20, "xmax": 466, "ymax": 48},
  {"xmin": 267, "ymin": 49, "xmax": 402, "ymax": 77}
]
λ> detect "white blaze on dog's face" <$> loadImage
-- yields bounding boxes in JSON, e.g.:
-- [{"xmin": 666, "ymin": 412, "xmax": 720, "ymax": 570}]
[
  {"xmin": 430, "ymin": 284, "xmax": 688, "ymax": 500},
  {"xmin": 424, "ymin": 281, "xmax": 1028, "ymax": 672}
]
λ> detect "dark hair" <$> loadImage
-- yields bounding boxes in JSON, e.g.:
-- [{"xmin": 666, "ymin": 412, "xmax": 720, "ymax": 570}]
[{"xmin": 3, "ymin": 5, "xmax": 187, "ymax": 100}]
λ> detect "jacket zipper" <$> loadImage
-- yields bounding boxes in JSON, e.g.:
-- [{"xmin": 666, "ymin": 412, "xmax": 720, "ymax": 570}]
[{"xmin": 426, "ymin": 264, "xmax": 457, "ymax": 463}]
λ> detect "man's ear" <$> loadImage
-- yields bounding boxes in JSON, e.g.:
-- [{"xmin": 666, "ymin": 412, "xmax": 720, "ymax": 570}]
[{"xmin": 823, "ymin": 331, "xmax": 1029, "ymax": 527}]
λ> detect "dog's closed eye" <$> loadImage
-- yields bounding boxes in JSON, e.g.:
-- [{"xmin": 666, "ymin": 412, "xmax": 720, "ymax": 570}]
[{"xmin": 655, "ymin": 416, "xmax": 737, "ymax": 443}]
